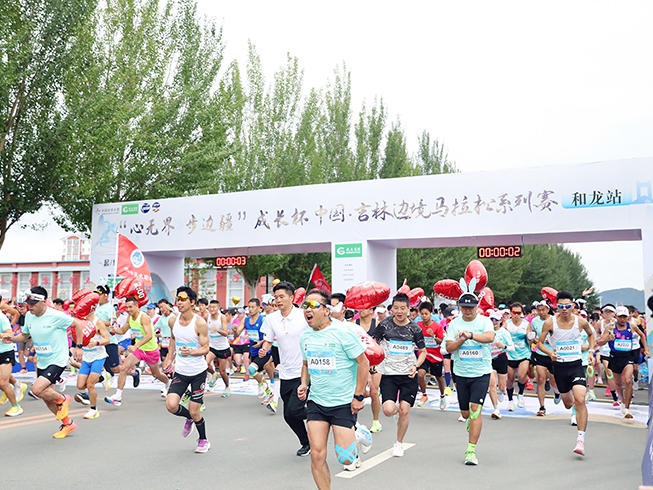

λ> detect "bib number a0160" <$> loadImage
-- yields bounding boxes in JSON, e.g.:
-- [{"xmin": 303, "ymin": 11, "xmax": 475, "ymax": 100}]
[
  {"xmin": 307, "ymin": 350, "xmax": 337, "ymax": 375},
  {"xmin": 459, "ymin": 342, "xmax": 483, "ymax": 362}
]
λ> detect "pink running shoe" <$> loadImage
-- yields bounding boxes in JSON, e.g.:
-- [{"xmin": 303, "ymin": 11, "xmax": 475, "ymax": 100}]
[
  {"xmin": 573, "ymin": 440, "xmax": 585, "ymax": 456},
  {"xmin": 182, "ymin": 418, "xmax": 194, "ymax": 438},
  {"xmin": 195, "ymin": 439, "xmax": 211, "ymax": 453}
]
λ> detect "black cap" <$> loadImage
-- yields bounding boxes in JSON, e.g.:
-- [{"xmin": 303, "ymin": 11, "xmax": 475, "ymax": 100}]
[
  {"xmin": 95, "ymin": 285, "xmax": 110, "ymax": 295},
  {"xmin": 458, "ymin": 292, "xmax": 479, "ymax": 307}
]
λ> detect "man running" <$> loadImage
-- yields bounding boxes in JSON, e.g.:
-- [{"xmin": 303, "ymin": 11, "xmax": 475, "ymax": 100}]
[
  {"xmin": 530, "ymin": 300, "xmax": 559, "ymax": 415},
  {"xmin": 488, "ymin": 310, "xmax": 513, "ymax": 419},
  {"xmin": 505, "ymin": 303, "xmax": 532, "ymax": 410},
  {"xmin": 245, "ymin": 299, "xmax": 274, "ymax": 400},
  {"xmin": 0, "ymin": 305, "xmax": 27, "ymax": 416},
  {"xmin": 416, "ymin": 301, "xmax": 446, "ymax": 410},
  {"xmin": 1, "ymin": 287, "xmax": 82, "ymax": 437},
  {"xmin": 537, "ymin": 291, "xmax": 595, "ymax": 456},
  {"xmin": 298, "ymin": 290, "xmax": 369, "ymax": 487},
  {"xmin": 260, "ymin": 281, "xmax": 311, "ymax": 456},
  {"xmin": 444, "ymin": 290, "xmax": 495, "ymax": 465},
  {"xmin": 353, "ymin": 304, "xmax": 382, "ymax": 433},
  {"xmin": 372, "ymin": 293, "xmax": 426, "ymax": 457},
  {"xmin": 206, "ymin": 300, "xmax": 231, "ymax": 397},
  {"xmin": 163, "ymin": 286, "xmax": 210, "ymax": 453}
]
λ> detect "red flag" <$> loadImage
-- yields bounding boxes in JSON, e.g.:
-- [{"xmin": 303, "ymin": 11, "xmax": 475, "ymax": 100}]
[
  {"xmin": 116, "ymin": 234, "xmax": 152, "ymax": 288},
  {"xmin": 309, "ymin": 264, "xmax": 332, "ymax": 294}
]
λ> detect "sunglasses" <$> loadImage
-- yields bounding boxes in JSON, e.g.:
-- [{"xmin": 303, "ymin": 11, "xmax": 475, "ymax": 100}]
[
  {"xmin": 557, "ymin": 304, "xmax": 573, "ymax": 310},
  {"xmin": 177, "ymin": 294, "xmax": 189, "ymax": 302},
  {"xmin": 302, "ymin": 300, "xmax": 326, "ymax": 310},
  {"xmin": 510, "ymin": 311, "xmax": 523, "ymax": 315}
]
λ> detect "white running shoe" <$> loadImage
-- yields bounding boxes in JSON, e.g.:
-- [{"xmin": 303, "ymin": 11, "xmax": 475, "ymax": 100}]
[
  {"xmin": 498, "ymin": 391, "xmax": 505, "ymax": 403},
  {"xmin": 517, "ymin": 394, "xmax": 525, "ymax": 408},
  {"xmin": 439, "ymin": 396, "xmax": 447, "ymax": 411},
  {"xmin": 458, "ymin": 415, "xmax": 466, "ymax": 423},
  {"xmin": 343, "ymin": 456, "xmax": 362, "ymax": 471},
  {"xmin": 508, "ymin": 401, "xmax": 515, "ymax": 411},
  {"xmin": 161, "ymin": 381, "xmax": 170, "ymax": 398},
  {"xmin": 392, "ymin": 441, "xmax": 404, "ymax": 457},
  {"xmin": 619, "ymin": 403, "xmax": 627, "ymax": 416},
  {"xmin": 257, "ymin": 382, "xmax": 268, "ymax": 398},
  {"xmin": 56, "ymin": 378, "xmax": 67, "ymax": 393},
  {"xmin": 571, "ymin": 414, "xmax": 577, "ymax": 426},
  {"xmin": 491, "ymin": 409, "xmax": 502, "ymax": 419}
]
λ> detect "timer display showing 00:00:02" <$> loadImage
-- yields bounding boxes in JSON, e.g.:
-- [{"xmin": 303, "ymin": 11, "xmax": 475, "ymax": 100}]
[
  {"xmin": 215, "ymin": 256, "xmax": 248, "ymax": 267},
  {"xmin": 477, "ymin": 246, "xmax": 523, "ymax": 258}
]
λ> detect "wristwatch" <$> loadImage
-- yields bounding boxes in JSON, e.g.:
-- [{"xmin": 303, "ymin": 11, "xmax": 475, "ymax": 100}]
[
  {"xmin": 75, "ymin": 343, "xmax": 83, "ymax": 348},
  {"xmin": 353, "ymin": 394, "xmax": 365, "ymax": 402}
]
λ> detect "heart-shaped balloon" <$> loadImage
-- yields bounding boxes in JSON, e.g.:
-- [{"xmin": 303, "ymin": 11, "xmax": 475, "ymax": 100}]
[
  {"xmin": 541, "ymin": 287, "xmax": 558, "ymax": 308},
  {"xmin": 344, "ymin": 281, "xmax": 391, "ymax": 310},
  {"xmin": 358, "ymin": 332, "xmax": 385, "ymax": 367},
  {"xmin": 73, "ymin": 292, "xmax": 100, "ymax": 318},
  {"xmin": 408, "ymin": 287, "xmax": 424, "ymax": 308},
  {"xmin": 72, "ymin": 288, "xmax": 93, "ymax": 304},
  {"xmin": 293, "ymin": 287, "xmax": 306, "ymax": 306},
  {"xmin": 478, "ymin": 287, "xmax": 495, "ymax": 311},
  {"xmin": 464, "ymin": 260, "xmax": 488, "ymax": 292},
  {"xmin": 397, "ymin": 281, "xmax": 410, "ymax": 295},
  {"xmin": 433, "ymin": 279, "xmax": 464, "ymax": 300}
]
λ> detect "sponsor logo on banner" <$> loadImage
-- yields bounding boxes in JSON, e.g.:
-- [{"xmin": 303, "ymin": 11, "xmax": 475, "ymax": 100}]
[
  {"xmin": 95, "ymin": 206, "xmax": 120, "ymax": 215},
  {"xmin": 130, "ymin": 249, "xmax": 145, "ymax": 268},
  {"xmin": 141, "ymin": 203, "xmax": 151, "ymax": 214},
  {"xmin": 335, "ymin": 243, "xmax": 363, "ymax": 258},
  {"xmin": 121, "ymin": 204, "xmax": 139, "ymax": 215},
  {"xmin": 152, "ymin": 202, "xmax": 160, "ymax": 213}
]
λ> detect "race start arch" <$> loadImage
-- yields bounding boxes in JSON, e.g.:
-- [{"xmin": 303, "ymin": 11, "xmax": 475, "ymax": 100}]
[{"xmin": 90, "ymin": 157, "xmax": 653, "ymax": 317}]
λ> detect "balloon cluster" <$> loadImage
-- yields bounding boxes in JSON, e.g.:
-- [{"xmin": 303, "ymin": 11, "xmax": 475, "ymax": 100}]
[
  {"xmin": 70, "ymin": 289, "xmax": 100, "ymax": 347},
  {"xmin": 114, "ymin": 276, "xmax": 149, "ymax": 308},
  {"xmin": 433, "ymin": 260, "xmax": 495, "ymax": 315}
]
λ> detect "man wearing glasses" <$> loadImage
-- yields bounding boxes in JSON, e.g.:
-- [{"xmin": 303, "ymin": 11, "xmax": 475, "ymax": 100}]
[
  {"xmin": 260, "ymin": 281, "xmax": 311, "ymax": 456},
  {"xmin": 530, "ymin": 300, "xmax": 560, "ymax": 415},
  {"xmin": 537, "ymin": 291, "xmax": 595, "ymax": 456},
  {"xmin": 298, "ymin": 289, "xmax": 369, "ymax": 486}
]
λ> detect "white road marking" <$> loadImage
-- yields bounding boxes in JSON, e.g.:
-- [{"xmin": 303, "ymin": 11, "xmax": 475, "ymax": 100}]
[{"xmin": 335, "ymin": 443, "xmax": 415, "ymax": 479}]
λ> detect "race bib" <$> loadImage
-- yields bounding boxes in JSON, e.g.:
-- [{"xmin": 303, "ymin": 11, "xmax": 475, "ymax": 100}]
[
  {"xmin": 161, "ymin": 337, "xmax": 170, "ymax": 348},
  {"xmin": 459, "ymin": 343, "xmax": 483, "ymax": 362},
  {"xmin": 490, "ymin": 343, "xmax": 503, "ymax": 357},
  {"xmin": 513, "ymin": 341, "xmax": 525, "ymax": 349},
  {"xmin": 614, "ymin": 339, "xmax": 632, "ymax": 352},
  {"xmin": 248, "ymin": 330, "xmax": 260, "ymax": 342},
  {"xmin": 227, "ymin": 334, "xmax": 235, "ymax": 342},
  {"xmin": 424, "ymin": 337, "xmax": 439, "ymax": 349},
  {"xmin": 34, "ymin": 343, "xmax": 52, "ymax": 355},
  {"xmin": 176, "ymin": 341, "xmax": 198, "ymax": 356},
  {"xmin": 307, "ymin": 349, "xmax": 337, "ymax": 375},
  {"xmin": 556, "ymin": 340, "xmax": 581, "ymax": 357},
  {"xmin": 388, "ymin": 340, "xmax": 413, "ymax": 355},
  {"xmin": 130, "ymin": 328, "xmax": 144, "ymax": 340}
]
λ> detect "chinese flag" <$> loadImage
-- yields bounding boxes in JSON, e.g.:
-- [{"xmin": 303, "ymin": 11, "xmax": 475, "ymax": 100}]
[
  {"xmin": 309, "ymin": 264, "xmax": 332, "ymax": 294},
  {"xmin": 116, "ymin": 234, "xmax": 152, "ymax": 288}
]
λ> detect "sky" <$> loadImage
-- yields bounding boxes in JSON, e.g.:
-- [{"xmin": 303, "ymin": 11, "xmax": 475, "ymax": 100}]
[{"xmin": 1, "ymin": 1, "xmax": 651, "ymax": 293}]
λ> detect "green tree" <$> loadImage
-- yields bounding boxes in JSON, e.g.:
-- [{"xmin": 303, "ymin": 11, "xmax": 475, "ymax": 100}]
[{"xmin": 379, "ymin": 119, "xmax": 411, "ymax": 179}]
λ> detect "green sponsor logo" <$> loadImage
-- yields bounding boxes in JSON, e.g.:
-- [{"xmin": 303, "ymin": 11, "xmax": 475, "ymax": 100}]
[
  {"xmin": 121, "ymin": 203, "xmax": 139, "ymax": 215},
  {"xmin": 334, "ymin": 243, "xmax": 363, "ymax": 258}
]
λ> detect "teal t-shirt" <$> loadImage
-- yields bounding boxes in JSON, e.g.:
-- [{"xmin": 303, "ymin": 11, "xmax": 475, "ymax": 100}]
[
  {"xmin": 445, "ymin": 315, "xmax": 494, "ymax": 378},
  {"xmin": 22, "ymin": 308, "xmax": 73, "ymax": 369},
  {"xmin": 300, "ymin": 320, "xmax": 365, "ymax": 407},
  {"xmin": 506, "ymin": 320, "xmax": 531, "ymax": 361},
  {"xmin": 95, "ymin": 302, "xmax": 117, "ymax": 345},
  {"xmin": 531, "ymin": 316, "xmax": 551, "ymax": 355},
  {"xmin": 158, "ymin": 314, "xmax": 173, "ymax": 338},
  {"xmin": 490, "ymin": 327, "xmax": 514, "ymax": 359},
  {"xmin": 0, "ymin": 313, "xmax": 13, "ymax": 354}
]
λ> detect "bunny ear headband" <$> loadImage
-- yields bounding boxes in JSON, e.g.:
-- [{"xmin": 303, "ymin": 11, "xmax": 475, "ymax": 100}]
[{"xmin": 459, "ymin": 278, "xmax": 477, "ymax": 295}]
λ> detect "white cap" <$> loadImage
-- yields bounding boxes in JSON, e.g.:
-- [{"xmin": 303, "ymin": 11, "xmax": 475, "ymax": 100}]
[
  {"xmin": 602, "ymin": 305, "xmax": 616, "ymax": 313},
  {"xmin": 615, "ymin": 306, "xmax": 629, "ymax": 317}
]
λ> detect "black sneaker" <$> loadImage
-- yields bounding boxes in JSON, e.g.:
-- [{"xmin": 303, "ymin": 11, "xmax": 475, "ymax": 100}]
[
  {"xmin": 74, "ymin": 392, "xmax": 90, "ymax": 406},
  {"xmin": 545, "ymin": 380, "xmax": 551, "ymax": 392},
  {"xmin": 296, "ymin": 444, "xmax": 311, "ymax": 457},
  {"xmin": 132, "ymin": 368, "xmax": 141, "ymax": 388}
]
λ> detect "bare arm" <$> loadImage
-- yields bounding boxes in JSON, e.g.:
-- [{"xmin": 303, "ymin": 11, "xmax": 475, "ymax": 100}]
[{"xmin": 537, "ymin": 318, "xmax": 556, "ymax": 359}]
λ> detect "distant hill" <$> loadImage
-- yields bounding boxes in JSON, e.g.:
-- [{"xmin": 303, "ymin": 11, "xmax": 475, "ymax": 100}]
[{"xmin": 599, "ymin": 288, "xmax": 645, "ymax": 312}]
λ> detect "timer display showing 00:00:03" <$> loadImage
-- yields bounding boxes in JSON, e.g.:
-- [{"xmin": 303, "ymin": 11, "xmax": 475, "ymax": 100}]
[
  {"xmin": 215, "ymin": 256, "xmax": 248, "ymax": 267},
  {"xmin": 477, "ymin": 246, "xmax": 523, "ymax": 258}
]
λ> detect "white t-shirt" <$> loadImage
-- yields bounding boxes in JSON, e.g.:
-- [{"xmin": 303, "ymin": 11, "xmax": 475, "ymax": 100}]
[{"xmin": 263, "ymin": 307, "xmax": 308, "ymax": 379}]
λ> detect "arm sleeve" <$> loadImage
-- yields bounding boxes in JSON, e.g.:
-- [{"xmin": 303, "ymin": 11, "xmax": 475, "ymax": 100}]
[{"xmin": 413, "ymin": 325, "xmax": 426, "ymax": 349}]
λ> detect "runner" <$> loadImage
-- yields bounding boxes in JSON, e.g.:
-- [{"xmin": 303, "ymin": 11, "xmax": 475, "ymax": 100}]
[
  {"xmin": 354, "ymin": 305, "xmax": 382, "ymax": 433},
  {"xmin": 530, "ymin": 300, "xmax": 560, "ymax": 415},
  {"xmin": 372, "ymin": 293, "xmax": 426, "ymax": 457},
  {"xmin": 260, "ymin": 281, "xmax": 311, "ymax": 456},
  {"xmin": 206, "ymin": 300, "xmax": 231, "ymax": 397},
  {"xmin": 416, "ymin": 302, "xmax": 447, "ymax": 410},
  {"xmin": 1, "ymin": 287, "xmax": 82, "ymax": 438},
  {"xmin": 105, "ymin": 297, "xmax": 171, "ymax": 406},
  {"xmin": 245, "ymin": 299, "xmax": 273, "ymax": 400},
  {"xmin": 537, "ymin": 291, "xmax": 595, "ymax": 456},
  {"xmin": 444, "ymin": 290, "xmax": 495, "ymax": 465},
  {"xmin": 157, "ymin": 299, "xmax": 176, "ymax": 372},
  {"xmin": 488, "ymin": 310, "xmax": 514, "ymax": 419},
  {"xmin": 163, "ymin": 286, "xmax": 210, "ymax": 453},
  {"xmin": 298, "ymin": 289, "xmax": 369, "ymax": 487},
  {"xmin": 505, "ymin": 303, "xmax": 532, "ymax": 410},
  {"xmin": 595, "ymin": 305, "xmax": 620, "ymax": 405},
  {"xmin": 0, "ymin": 305, "xmax": 27, "ymax": 416}
]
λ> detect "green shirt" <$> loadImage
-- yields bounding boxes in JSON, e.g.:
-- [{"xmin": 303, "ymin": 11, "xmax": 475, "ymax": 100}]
[
  {"xmin": 129, "ymin": 312, "xmax": 158, "ymax": 352},
  {"xmin": 22, "ymin": 308, "xmax": 73, "ymax": 369},
  {"xmin": 300, "ymin": 320, "xmax": 365, "ymax": 407},
  {"xmin": 0, "ymin": 313, "xmax": 13, "ymax": 354},
  {"xmin": 445, "ymin": 315, "xmax": 494, "ymax": 378}
]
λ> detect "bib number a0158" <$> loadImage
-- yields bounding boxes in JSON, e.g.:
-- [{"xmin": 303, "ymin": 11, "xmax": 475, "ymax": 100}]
[{"xmin": 307, "ymin": 350, "xmax": 337, "ymax": 375}]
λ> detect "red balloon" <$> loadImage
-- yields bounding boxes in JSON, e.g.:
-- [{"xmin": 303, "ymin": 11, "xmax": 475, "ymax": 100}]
[
  {"xmin": 408, "ymin": 287, "xmax": 424, "ymax": 308},
  {"xmin": 541, "ymin": 287, "xmax": 558, "ymax": 308},
  {"xmin": 478, "ymin": 287, "xmax": 495, "ymax": 311},
  {"xmin": 114, "ymin": 276, "xmax": 148, "ymax": 306},
  {"xmin": 433, "ymin": 279, "xmax": 464, "ymax": 300},
  {"xmin": 464, "ymin": 260, "xmax": 488, "ymax": 292},
  {"xmin": 74, "ymin": 292, "xmax": 99, "ymax": 318},
  {"xmin": 397, "ymin": 282, "xmax": 410, "ymax": 295},
  {"xmin": 358, "ymin": 332, "xmax": 385, "ymax": 367},
  {"xmin": 72, "ymin": 288, "xmax": 92, "ymax": 304},
  {"xmin": 293, "ymin": 287, "xmax": 306, "ymax": 306},
  {"xmin": 71, "ymin": 319, "xmax": 97, "ymax": 347},
  {"xmin": 344, "ymin": 281, "xmax": 391, "ymax": 310}
]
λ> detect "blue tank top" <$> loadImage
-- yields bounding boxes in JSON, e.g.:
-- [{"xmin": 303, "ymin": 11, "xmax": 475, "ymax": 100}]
[{"xmin": 609, "ymin": 323, "xmax": 633, "ymax": 353}]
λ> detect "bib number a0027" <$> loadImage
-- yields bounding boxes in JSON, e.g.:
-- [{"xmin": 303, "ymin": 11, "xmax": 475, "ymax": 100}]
[{"xmin": 307, "ymin": 350, "xmax": 337, "ymax": 375}]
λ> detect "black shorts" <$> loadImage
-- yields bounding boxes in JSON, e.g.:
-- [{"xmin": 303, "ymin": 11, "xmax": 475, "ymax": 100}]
[
  {"xmin": 306, "ymin": 400, "xmax": 356, "ymax": 429},
  {"xmin": 418, "ymin": 359, "xmax": 443, "ymax": 377},
  {"xmin": 491, "ymin": 354, "xmax": 508, "ymax": 375},
  {"xmin": 380, "ymin": 374, "xmax": 418, "ymax": 407},
  {"xmin": 232, "ymin": 344, "xmax": 250, "ymax": 355},
  {"xmin": 456, "ymin": 373, "xmax": 491, "ymax": 411},
  {"xmin": 531, "ymin": 352, "xmax": 553, "ymax": 372},
  {"xmin": 271, "ymin": 345, "xmax": 280, "ymax": 366},
  {"xmin": 608, "ymin": 353, "xmax": 634, "ymax": 375},
  {"xmin": 251, "ymin": 352, "xmax": 271, "ymax": 372},
  {"xmin": 104, "ymin": 344, "xmax": 120, "ymax": 370},
  {"xmin": 631, "ymin": 349, "xmax": 642, "ymax": 365},
  {"xmin": 0, "ymin": 351, "xmax": 16, "ymax": 366},
  {"xmin": 507, "ymin": 358, "xmax": 530, "ymax": 369},
  {"xmin": 160, "ymin": 347, "xmax": 169, "ymax": 360},
  {"xmin": 552, "ymin": 360, "xmax": 586, "ymax": 394},
  {"xmin": 169, "ymin": 370, "xmax": 208, "ymax": 404},
  {"xmin": 210, "ymin": 347, "xmax": 231, "ymax": 360},
  {"xmin": 443, "ymin": 353, "xmax": 452, "ymax": 360},
  {"xmin": 36, "ymin": 364, "xmax": 67, "ymax": 385},
  {"xmin": 600, "ymin": 355, "xmax": 611, "ymax": 363}
]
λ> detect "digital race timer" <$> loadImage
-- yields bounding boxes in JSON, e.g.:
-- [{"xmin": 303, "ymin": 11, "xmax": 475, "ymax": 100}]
[
  {"xmin": 477, "ymin": 246, "xmax": 523, "ymax": 259},
  {"xmin": 215, "ymin": 255, "xmax": 248, "ymax": 267}
]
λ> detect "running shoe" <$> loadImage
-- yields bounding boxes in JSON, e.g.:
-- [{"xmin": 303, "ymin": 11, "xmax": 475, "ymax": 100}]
[
  {"xmin": 257, "ymin": 382, "xmax": 268, "ymax": 398},
  {"xmin": 208, "ymin": 371, "xmax": 219, "ymax": 389},
  {"xmin": 544, "ymin": 379, "xmax": 551, "ymax": 392},
  {"xmin": 132, "ymin": 368, "xmax": 141, "ymax": 388},
  {"xmin": 491, "ymin": 409, "xmax": 502, "ymax": 419},
  {"xmin": 101, "ymin": 371, "xmax": 112, "ymax": 392},
  {"xmin": 458, "ymin": 415, "xmax": 466, "ymax": 422},
  {"xmin": 605, "ymin": 387, "xmax": 611, "ymax": 397},
  {"xmin": 427, "ymin": 378, "xmax": 437, "ymax": 387},
  {"xmin": 5, "ymin": 405, "xmax": 23, "ymax": 417},
  {"xmin": 612, "ymin": 401, "xmax": 620, "ymax": 408},
  {"xmin": 526, "ymin": 380, "xmax": 534, "ymax": 391},
  {"xmin": 517, "ymin": 394, "xmax": 525, "ymax": 408},
  {"xmin": 571, "ymin": 414, "xmax": 577, "ymax": 426},
  {"xmin": 620, "ymin": 403, "xmax": 627, "ymax": 416},
  {"xmin": 392, "ymin": 441, "xmax": 404, "ymax": 457},
  {"xmin": 56, "ymin": 378, "xmax": 67, "ymax": 393},
  {"xmin": 370, "ymin": 420, "xmax": 382, "ymax": 433},
  {"xmin": 444, "ymin": 386, "xmax": 453, "ymax": 396},
  {"xmin": 195, "ymin": 439, "xmax": 211, "ymax": 453},
  {"xmin": 0, "ymin": 389, "xmax": 7, "ymax": 405},
  {"xmin": 498, "ymin": 391, "xmax": 505, "ymax": 403},
  {"xmin": 266, "ymin": 399, "xmax": 277, "ymax": 413},
  {"xmin": 624, "ymin": 409, "xmax": 633, "ymax": 419},
  {"xmin": 355, "ymin": 423, "xmax": 373, "ymax": 454},
  {"xmin": 14, "ymin": 382, "xmax": 27, "ymax": 403},
  {"xmin": 343, "ymin": 456, "xmax": 362, "ymax": 471},
  {"xmin": 537, "ymin": 407, "xmax": 546, "ymax": 417},
  {"xmin": 182, "ymin": 418, "xmax": 194, "ymax": 437},
  {"xmin": 508, "ymin": 401, "xmax": 515, "ymax": 412},
  {"xmin": 464, "ymin": 450, "xmax": 478, "ymax": 465},
  {"xmin": 56, "ymin": 395, "xmax": 72, "ymax": 421},
  {"xmin": 53, "ymin": 421, "xmax": 77, "ymax": 439},
  {"xmin": 83, "ymin": 408, "xmax": 99, "ymax": 419},
  {"xmin": 588, "ymin": 390, "xmax": 597, "ymax": 401},
  {"xmin": 28, "ymin": 390, "xmax": 40, "ymax": 400},
  {"xmin": 416, "ymin": 394, "xmax": 429, "ymax": 407},
  {"xmin": 74, "ymin": 392, "xmax": 90, "ymax": 406},
  {"xmin": 104, "ymin": 395, "xmax": 122, "ymax": 407},
  {"xmin": 221, "ymin": 387, "xmax": 231, "ymax": 398},
  {"xmin": 296, "ymin": 444, "xmax": 311, "ymax": 457},
  {"xmin": 553, "ymin": 393, "xmax": 561, "ymax": 405},
  {"xmin": 440, "ymin": 396, "xmax": 447, "ymax": 411},
  {"xmin": 572, "ymin": 440, "xmax": 585, "ymax": 456},
  {"xmin": 180, "ymin": 393, "xmax": 191, "ymax": 408},
  {"xmin": 161, "ymin": 381, "xmax": 170, "ymax": 398}
]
